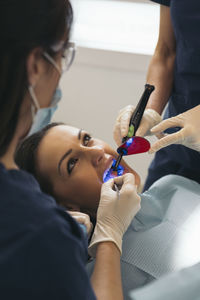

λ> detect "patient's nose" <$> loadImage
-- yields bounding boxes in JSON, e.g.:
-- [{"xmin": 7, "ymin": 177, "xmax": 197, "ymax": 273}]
[{"xmin": 88, "ymin": 146, "xmax": 104, "ymax": 167}]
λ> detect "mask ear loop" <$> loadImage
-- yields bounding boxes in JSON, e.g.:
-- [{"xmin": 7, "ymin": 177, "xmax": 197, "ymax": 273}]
[
  {"xmin": 28, "ymin": 85, "xmax": 40, "ymax": 120},
  {"xmin": 43, "ymin": 52, "xmax": 62, "ymax": 75}
]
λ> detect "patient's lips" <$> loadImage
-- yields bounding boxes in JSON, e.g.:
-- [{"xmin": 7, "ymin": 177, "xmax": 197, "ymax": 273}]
[{"xmin": 104, "ymin": 155, "xmax": 114, "ymax": 171}]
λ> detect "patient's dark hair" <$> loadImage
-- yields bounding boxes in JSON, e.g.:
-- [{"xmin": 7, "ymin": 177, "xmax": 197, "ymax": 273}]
[
  {"xmin": 0, "ymin": 0, "xmax": 73, "ymax": 157},
  {"xmin": 15, "ymin": 122, "xmax": 64, "ymax": 197}
]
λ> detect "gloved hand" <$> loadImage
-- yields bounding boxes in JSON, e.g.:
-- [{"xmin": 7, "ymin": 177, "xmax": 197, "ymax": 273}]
[
  {"xmin": 149, "ymin": 105, "xmax": 200, "ymax": 153},
  {"xmin": 113, "ymin": 105, "xmax": 162, "ymax": 146},
  {"xmin": 67, "ymin": 211, "xmax": 93, "ymax": 236},
  {"xmin": 88, "ymin": 173, "xmax": 141, "ymax": 257}
]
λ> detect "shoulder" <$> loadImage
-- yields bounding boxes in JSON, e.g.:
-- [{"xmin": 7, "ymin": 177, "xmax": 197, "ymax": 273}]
[
  {"xmin": 0, "ymin": 166, "xmax": 95, "ymax": 298},
  {"xmin": 0, "ymin": 163, "xmax": 87, "ymax": 252}
]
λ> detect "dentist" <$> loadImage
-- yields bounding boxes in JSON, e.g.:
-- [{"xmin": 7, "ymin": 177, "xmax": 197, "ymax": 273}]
[{"xmin": 0, "ymin": 1, "xmax": 141, "ymax": 299}]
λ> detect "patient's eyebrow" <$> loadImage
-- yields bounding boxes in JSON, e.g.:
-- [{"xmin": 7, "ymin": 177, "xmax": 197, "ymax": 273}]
[
  {"xmin": 58, "ymin": 149, "xmax": 72, "ymax": 175},
  {"xmin": 57, "ymin": 129, "xmax": 82, "ymax": 175}
]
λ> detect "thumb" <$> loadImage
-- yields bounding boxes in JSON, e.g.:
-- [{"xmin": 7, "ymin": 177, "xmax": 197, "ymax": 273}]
[
  {"xmin": 101, "ymin": 178, "xmax": 115, "ymax": 196},
  {"xmin": 151, "ymin": 116, "xmax": 183, "ymax": 134},
  {"xmin": 136, "ymin": 123, "xmax": 148, "ymax": 137},
  {"xmin": 120, "ymin": 107, "xmax": 134, "ymax": 137}
]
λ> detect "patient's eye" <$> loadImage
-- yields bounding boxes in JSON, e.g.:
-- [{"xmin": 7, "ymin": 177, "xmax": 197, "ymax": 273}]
[
  {"xmin": 83, "ymin": 133, "xmax": 92, "ymax": 146},
  {"xmin": 67, "ymin": 158, "xmax": 78, "ymax": 174}
]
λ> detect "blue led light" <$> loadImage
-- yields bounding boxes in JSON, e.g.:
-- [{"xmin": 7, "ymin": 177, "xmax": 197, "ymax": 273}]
[
  {"xmin": 125, "ymin": 137, "xmax": 134, "ymax": 148},
  {"xmin": 103, "ymin": 159, "xmax": 125, "ymax": 182},
  {"xmin": 117, "ymin": 164, "xmax": 124, "ymax": 176}
]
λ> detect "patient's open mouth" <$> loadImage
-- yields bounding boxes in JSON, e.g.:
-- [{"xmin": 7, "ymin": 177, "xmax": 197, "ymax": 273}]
[{"xmin": 103, "ymin": 159, "xmax": 125, "ymax": 182}]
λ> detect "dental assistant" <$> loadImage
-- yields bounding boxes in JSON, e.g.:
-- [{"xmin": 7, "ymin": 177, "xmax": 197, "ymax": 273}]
[
  {"xmin": 0, "ymin": 1, "xmax": 141, "ymax": 299},
  {"xmin": 114, "ymin": 0, "xmax": 200, "ymax": 190},
  {"xmin": 128, "ymin": 129, "xmax": 200, "ymax": 300}
]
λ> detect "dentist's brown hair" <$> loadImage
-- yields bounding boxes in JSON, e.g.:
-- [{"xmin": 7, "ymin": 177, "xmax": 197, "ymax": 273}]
[{"xmin": 0, "ymin": 0, "xmax": 73, "ymax": 156}]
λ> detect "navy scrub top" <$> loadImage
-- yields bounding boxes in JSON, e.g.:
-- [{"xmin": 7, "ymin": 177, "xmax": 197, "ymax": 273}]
[
  {"xmin": 0, "ymin": 163, "xmax": 96, "ymax": 300},
  {"xmin": 144, "ymin": 0, "xmax": 200, "ymax": 190}
]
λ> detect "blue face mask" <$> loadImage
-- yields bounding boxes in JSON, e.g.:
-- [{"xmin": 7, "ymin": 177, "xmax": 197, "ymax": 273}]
[{"xmin": 27, "ymin": 86, "xmax": 62, "ymax": 136}]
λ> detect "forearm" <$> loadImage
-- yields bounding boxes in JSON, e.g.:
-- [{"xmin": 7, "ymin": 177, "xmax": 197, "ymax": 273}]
[
  {"xmin": 146, "ymin": 4, "xmax": 176, "ymax": 116},
  {"xmin": 146, "ymin": 47, "xmax": 176, "ymax": 115},
  {"xmin": 91, "ymin": 242, "xmax": 123, "ymax": 300}
]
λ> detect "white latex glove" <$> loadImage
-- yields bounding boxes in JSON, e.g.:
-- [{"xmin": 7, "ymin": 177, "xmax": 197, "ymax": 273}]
[
  {"xmin": 149, "ymin": 105, "xmax": 200, "ymax": 153},
  {"xmin": 67, "ymin": 211, "xmax": 93, "ymax": 236},
  {"xmin": 113, "ymin": 105, "xmax": 162, "ymax": 146},
  {"xmin": 88, "ymin": 173, "xmax": 141, "ymax": 257}
]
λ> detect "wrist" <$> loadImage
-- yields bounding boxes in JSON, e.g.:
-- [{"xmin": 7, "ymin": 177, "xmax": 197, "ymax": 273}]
[
  {"xmin": 146, "ymin": 105, "xmax": 162, "ymax": 115},
  {"xmin": 88, "ymin": 223, "xmax": 123, "ymax": 257},
  {"xmin": 96, "ymin": 241, "xmax": 121, "ymax": 257},
  {"xmin": 144, "ymin": 108, "xmax": 162, "ymax": 126}
]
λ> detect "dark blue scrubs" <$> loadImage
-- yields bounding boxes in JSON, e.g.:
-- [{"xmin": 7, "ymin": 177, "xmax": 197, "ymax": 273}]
[
  {"xmin": 0, "ymin": 163, "xmax": 96, "ymax": 300},
  {"xmin": 144, "ymin": 0, "xmax": 200, "ymax": 190}
]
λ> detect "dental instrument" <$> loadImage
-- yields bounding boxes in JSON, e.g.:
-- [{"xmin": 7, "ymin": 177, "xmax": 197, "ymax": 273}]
[
  {"xmin": 114, "ymin": 183, "xmax": 120, "ymax": 199},
  {"xmin": 103, "ymin": 84, "xmax": 155, "ymax": 182},
  {"xmin": 112, "ymin": 84, "xmax": 155, "ymax": 171}
]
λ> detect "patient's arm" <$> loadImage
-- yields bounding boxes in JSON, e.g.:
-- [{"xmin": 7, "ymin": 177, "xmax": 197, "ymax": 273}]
[{"xmin": 91, "ymin": 242, "xmax": 123, "ymax": 300}]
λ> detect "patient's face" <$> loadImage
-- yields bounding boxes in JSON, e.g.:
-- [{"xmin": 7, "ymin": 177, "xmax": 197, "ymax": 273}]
[{"xmin": 37, "ymin": 125, "xmax": 140, "ymax": 217}]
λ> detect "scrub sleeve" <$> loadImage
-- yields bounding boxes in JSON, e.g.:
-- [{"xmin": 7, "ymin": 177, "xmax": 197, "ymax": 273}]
[
  {"xmin": 144, "ymin": 0, "xmax": 200, "ymax": 190},
  {"xmin": 0, "ymin": 163, "xmax": 96, "ymax": 300}
]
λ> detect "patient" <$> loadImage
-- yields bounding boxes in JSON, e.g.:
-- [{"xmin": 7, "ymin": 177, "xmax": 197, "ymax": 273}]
[
  {"xmin": 15, "ymin": 122, "xmax": 200, "ymax": 300},
  {"xmin": 15, "ymin": 122, "xmax": 140, "ymax": 220}
]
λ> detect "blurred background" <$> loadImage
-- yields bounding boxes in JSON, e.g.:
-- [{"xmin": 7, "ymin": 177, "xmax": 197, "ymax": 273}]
[{"xmin": 54, "ymin": 0, "xmax": 160, "ymax": 185}]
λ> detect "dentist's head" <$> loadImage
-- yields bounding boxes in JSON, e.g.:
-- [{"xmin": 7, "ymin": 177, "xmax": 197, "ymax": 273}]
[{"xmin": 0, "ymin": 0, "xmax": 73, "ymax": 165}]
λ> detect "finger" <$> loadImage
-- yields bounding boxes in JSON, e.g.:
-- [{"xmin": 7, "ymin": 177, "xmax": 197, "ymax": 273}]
[
  {"xmin": 115, "ymin": 173, "xmax": 135, "ymax": 191},
  {"xmin": 67, "ymin": 210, "xmax": 79, "ymax": 218},
  {"xmin": 87, "ymin": 222, "xmax": 93, "ymax": 235},
  {"xmin": 67, "ymin": 210, "xmax": 79, "ymax": 216},
  {"xmin": 113, "ymin": 126, "xmax": 123, "ymax": 146},
  {"xmin": 101, "ymin": 178, "xmax": 115, "ymax": 194},
  {"xmin": 149, "ymin": 130, "xmax": 183, "ymax": 153},
  {"xmin": 155, "ymin": 132, "xmax": 166, "ymax": 140},
  {"xmin": 135, "ymin": 123, "xmax": 148, "ymax": 137},
  {"xmin": 73, "ymin": 215, "xmax": 93, "ymax": 234},
  {"xmin": 151, "ymin": 116, "xmax": 183, "ymax": 134},
  {"xmin": 78, "ymin": 215, "xmax": 93, "ymax": 233},
  {"xmin": 120, "ymin": 113, "xmax": 132, "ymax": 137},
  {"xmin": 68, "ymin": 211, "xmax": 88, "ymax": 218},
  {"xmin": 72, "ymin": 215, "xmax": 86, "ymax": 224},
  {"xmin": 120, "ymin": 106, "xmax": 134, "ymax": 136}
]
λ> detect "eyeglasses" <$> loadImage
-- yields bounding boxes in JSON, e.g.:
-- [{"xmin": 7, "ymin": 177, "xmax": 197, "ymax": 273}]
[
  {"xmin": 61, "ymin": 42, "xmax": 76, "ymax": 72},
  {"xmin": 43, "ymin": 41, "xmax": 76, "ymax": 74}
]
